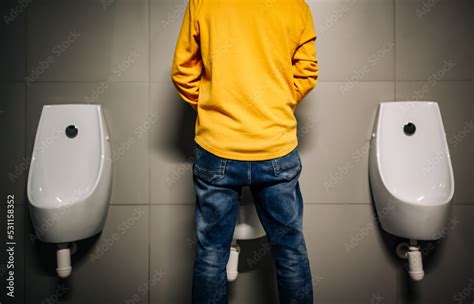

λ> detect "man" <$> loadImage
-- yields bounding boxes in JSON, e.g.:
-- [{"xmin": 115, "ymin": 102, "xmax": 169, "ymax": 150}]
[{"xmin": 171, "ymin": 0, "xmax": 318, "ymax": 303}]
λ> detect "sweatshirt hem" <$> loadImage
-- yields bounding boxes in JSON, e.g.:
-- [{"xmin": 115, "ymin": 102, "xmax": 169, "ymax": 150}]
[{"xmin": 194, "ymin": 138, "xmax": 298, "ymax": 161}]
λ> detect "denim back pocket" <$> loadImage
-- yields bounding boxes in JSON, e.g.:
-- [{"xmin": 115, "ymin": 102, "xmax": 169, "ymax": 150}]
[
  {"xmin": 271, "ymin": 148, "xmax": 302, "ymax": 181},
  {"xmin": 193, "ymin": 145, "xmax": 227, "ymax": 183}
]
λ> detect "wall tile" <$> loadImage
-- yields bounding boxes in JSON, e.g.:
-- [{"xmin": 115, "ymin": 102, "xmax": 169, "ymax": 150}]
[
  {"xmin": 150, "ymin": 0, "xmax": 186, "ymax": 82},
  {"xmin": 304, "ymin": 204, "xmax": 397, "ymax": 304},
  {"xmin": 150, "ymin": 82, "xmax": 196, "ymax": 204},
  {"xmin": 150, "ymin": 205, "xmax": 194, "ymax": 303},
  {"xmin": 309, "ymin": 0, "xmax": 395, "ymax": 81},
  {"xmin": 0, "ymin": 83, "xmax": 26, "ymax": 204},
  {"xmin": 0, "ymin": 0, "xmax": 26, "ymax": 81},
  {"xmin": 296, "ymin": 81, "xmax": 395, "ymax": 204},
  {"xmin": 396, "ymin": 81, "xmax": 474, "ymax": 204},
  {"xmin": 27, "ymin": 0, "xmax": 149, "ymax": 82},
  {"xmin": 396, "ymin": 0, "xmax": 473, "ymax": 81},
  {"xmin": 25, "ymin": 205, "xmax": 149, "ymax": 304},
  {"xmin": 26, "ymin": 82, "xmax": 150, "ymax": 205}
]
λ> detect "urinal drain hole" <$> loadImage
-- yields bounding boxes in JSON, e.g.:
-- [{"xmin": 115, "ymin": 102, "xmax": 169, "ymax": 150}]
[
  {"xmin": 65, "ymin": 125, "xmax": 78, "ymax": 138},
  {"xmin": 403, "ymin": 122, "xmax": 416, "ymax": 136}
]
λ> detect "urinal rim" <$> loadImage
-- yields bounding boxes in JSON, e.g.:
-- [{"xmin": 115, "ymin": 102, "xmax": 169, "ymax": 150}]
[
  {"xmin": 372, "ymin": 101, "xmax": 455, "ymax": 207},
  {"xmin": 379, "ymin": 100, "xmax": 438, "ymax": 105},
  {"xmin": 27, "ymin": 104, "xmax": 108, "ymax": 209}
]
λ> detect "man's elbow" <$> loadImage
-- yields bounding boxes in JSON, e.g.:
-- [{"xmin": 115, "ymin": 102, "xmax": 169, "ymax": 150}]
[
  {"xmin": 304, "ymin": 64, "xmax": 318, "ymax": 92},
  {"xmin": 309, "ymin": 74, "xmax": 318, "ymax": 91},
  {"xmin": 171, "ymin": 63, "xmax": 180, "ymax": 87},
  {"xmin": 308, "ymin": 61, "xmax": 319, "ymax": 90}
]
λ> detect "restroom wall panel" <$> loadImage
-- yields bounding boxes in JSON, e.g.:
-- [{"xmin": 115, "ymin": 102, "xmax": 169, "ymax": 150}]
[
  {"xmin": 150, "ymin": 82, "xmax": 196, "ymax": 205},
  {"xmin": 150, "ymin": 205, "xmax": 194, "ymax": 303},
  {"xmin": 0, "ymin": 83, "xmax": 26, "ymax": 205},
  {"xmin": 296, "ymin": 82, "xmax": 395, "ymax": 204},
  {"xmin": 25, "ymin": 205, "xmax": 149, "ymax": 304},
  {"xmin": 0, "ymin": 0, "xmax": 26, "ymax": 81},
  {"xmin": 26, "ymin": 83, "xmax": 150, "ymax": 205},
  {"xmin": 304, "ymin": 204, "xmax": 397, "ymax": 304},
  {"xmin": 395, "ymin": 0, "xmax": 473, "ymax": 81},
  {"xmin": 397, "ymin": 205, "xmax": 474, "ymax": 304},
  {"xmin": 308, "ymin": 0, "xmax": 395, "ymax": 82},
  {"xmin": 27, "ymin": 0, "xmax": 149, "ymax": 82},
  {"xmin": 150, "ymin": 0, "xmax": 187, "ymax": 82},
  {"xmin": 396, "ymin": 81, "xmax": 473, "ymax": 204}
]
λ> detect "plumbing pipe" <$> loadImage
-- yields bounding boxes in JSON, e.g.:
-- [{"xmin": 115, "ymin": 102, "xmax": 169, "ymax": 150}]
[
  {"xmin": 396, "ymin": 240, "xmax": 424, "ymax": 281},
  {"xmin": 56, "ymin": 243, "xmax": 72, "ymax": 278},
  {"xmin": 226, "ymin": 242, "xmax": 240, "ymax": 282},
  {"xmin": 407, "ymin": 240, "xmax": 424, "ymax": 281}
]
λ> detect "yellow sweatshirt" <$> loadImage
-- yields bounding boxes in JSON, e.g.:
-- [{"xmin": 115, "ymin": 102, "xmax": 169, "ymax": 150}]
[{"xmin": 171, "ymin": 0, "xmax": 318, "ymax": 161}]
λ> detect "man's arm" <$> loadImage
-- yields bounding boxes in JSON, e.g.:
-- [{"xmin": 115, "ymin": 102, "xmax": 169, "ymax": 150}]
[
  {"xmin": 292, "ymin": 5, "xmax": 318, "ymax": 104},
  {"xmin": 171, "ymin": 0, "xmax": 202, "ymax": 111}
]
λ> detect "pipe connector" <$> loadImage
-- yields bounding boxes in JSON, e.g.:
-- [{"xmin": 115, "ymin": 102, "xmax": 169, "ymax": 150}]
[
  {"xmin": 396, "ymin": 240, "xmax": 424, "ymax": 281},
  {"xmin": 226, "ymin": 244, "xmax": 240, "ymax": 282},
  {"xmin": 407, "ymin": 244, "xmax": 424, "ymax": 281},
  {"xmin": 56, "ymin": 243, "xmax": 72, "ymax": 279}
]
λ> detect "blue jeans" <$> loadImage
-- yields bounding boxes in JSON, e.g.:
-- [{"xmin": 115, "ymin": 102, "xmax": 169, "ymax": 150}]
[{"xmin": 191, "ymin": 143, "xmax": 313, "ymax": 304}]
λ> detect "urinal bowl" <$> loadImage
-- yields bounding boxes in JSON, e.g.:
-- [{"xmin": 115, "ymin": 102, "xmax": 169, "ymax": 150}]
[
  {"xmin": 227, "ymin": 204, "xmax": 266, "ymax": 282},
  {"xmin": 28, "ymin": 168, "xmax": 112, "ymax": 243},
  {"xmin": 233, "ymin": 204, "xmax": 266, "ymax": 240},
  {"xmin": 369, "ymin": 160, "xmax": 452, "ymax": 240},
  {"xmin": 27, "ymin": 104, "xmax": 112, "ymax": 243},
  {"xmin": 369, "ymin": 101, "xmax": 455, "ymax": 241}
]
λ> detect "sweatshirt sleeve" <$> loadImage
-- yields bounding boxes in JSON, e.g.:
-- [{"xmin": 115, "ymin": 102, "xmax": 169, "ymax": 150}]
[
  {"xmin": 292, "ymin": 5, "xmax": 318, "ymax": 104},
  {"xmin": 171, "ymin": 0, "xmax": 202, "ymax": 111}
]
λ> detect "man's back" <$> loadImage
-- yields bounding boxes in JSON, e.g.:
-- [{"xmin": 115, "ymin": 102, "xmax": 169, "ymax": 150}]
[{"xmin": 172, "ymin": 0, "xmax": 318, "ymax": 161}]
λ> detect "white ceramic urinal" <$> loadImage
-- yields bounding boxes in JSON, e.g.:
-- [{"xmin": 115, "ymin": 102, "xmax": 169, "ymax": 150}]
[
  {"xmin": 369, "ymin": 101, "xmax": 455, "ymax": 281},
  {"xmin": 27, "ymin": 104, "xmax": 112, "ymax": 278},
  {"xmin": 226, "ymin": 204, "xmax": 266, "ymax": 282}
]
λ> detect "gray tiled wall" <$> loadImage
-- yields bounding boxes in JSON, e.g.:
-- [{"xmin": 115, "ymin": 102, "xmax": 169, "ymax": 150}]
[{"xmin": 0, "ymin": 0, "xmax": 473, "ymax": 303}]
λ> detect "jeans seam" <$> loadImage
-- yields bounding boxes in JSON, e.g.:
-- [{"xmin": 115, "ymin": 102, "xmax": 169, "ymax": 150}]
[
  {"xmin": 271, "ymin": 159, "xmax": 279, "ymax": 176},
  {"xmin": 221, "ymin": 159, "xmax": 227, "ymax": 177},
  {"xmin": 194, "ymin": 153, "xmax": 227, "ymax": 176}
]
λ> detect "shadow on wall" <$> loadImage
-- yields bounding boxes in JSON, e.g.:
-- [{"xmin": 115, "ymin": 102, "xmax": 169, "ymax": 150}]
[
  {"xmin": 150, "ymin": 82, "xmax": 196, "ymax": 161},
  {"xmin": 228, "ymin": 237, "xmax": 279, "ymax": 303},
  {"xmin": 295, "ymin": 101, "xmax": 315, "ymax": 154},
  {"xmin": 165, "ymin": 99, "xmax": 196, "ymax": 160}
]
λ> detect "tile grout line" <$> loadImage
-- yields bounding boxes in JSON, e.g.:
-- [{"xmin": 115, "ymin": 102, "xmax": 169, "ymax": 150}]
[
  {"xmin": 393, "ymin": 2, "xmax": 399, "ymax": 302},
  {"xmin": 24, "ymin": 4, "xmax": 28, "ymax": 304},
  {"xmin": 21, "ymin": 202, "xmax": 474, "ymax": 206},
  {"xmin": 394, "ymin": 0, "xmax": 397, "ymax": 102},
  {"xmin": 121, "ymin": 202, "xmax": 474, "ymax": 206},
  {"xmin": 11, "ymin": 79, "xmax": 473, "ymax": 85},
  {"xmin": 147, "ymin": 0, "xmax": 152, "ymax": 303}
]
